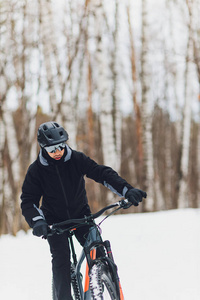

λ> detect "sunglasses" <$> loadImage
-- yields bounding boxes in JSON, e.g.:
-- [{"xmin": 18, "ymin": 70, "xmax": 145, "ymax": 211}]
[{"xmin": 45, "ymin": 142, "xmax": 66, "ymax": 153}]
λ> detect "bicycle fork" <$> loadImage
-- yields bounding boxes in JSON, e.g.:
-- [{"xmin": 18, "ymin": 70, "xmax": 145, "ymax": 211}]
[
  {"xmin": 84, "ymin": 249, "xmax": 96, "ymax": 300},
  {"xmin": 103, "ymin": 240, "xmax": 124, "ymax": 300},
  {"xmin": 84, "ymin": 240, "xmax": 124, "ymax": 300}
]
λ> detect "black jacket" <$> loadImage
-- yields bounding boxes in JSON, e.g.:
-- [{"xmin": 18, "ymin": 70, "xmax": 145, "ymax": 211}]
[{"xmin": 21, "ymin": 145, "xmax": 133, "ymax": 227}]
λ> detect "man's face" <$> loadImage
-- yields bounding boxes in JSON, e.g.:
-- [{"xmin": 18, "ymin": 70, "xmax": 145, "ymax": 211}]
[
  {"xmin": 44, "ymin": 142, "xmax": 66, "ymax": 160},
  {"xmin": 47, "ymin": 148, "xmax": 65, "ymax": 160}
]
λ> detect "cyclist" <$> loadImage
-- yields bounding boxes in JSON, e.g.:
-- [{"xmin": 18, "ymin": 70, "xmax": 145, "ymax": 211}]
[{"xmin": 20, "ymin": 121, "xmax": 147, "ymax": 300}]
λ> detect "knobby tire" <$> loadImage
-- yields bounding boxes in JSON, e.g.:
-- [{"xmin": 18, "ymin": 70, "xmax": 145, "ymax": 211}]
[
  {"xmin": 52, "ymin": 264, "xmax": 81, "ymax": 300},
  {"xmin": 70, "ymin": 263, "xmax": 82, "ymax": 300},
  {"xmin": 89, "ymin": 261, "xmax": 118, "ymax": 300}
]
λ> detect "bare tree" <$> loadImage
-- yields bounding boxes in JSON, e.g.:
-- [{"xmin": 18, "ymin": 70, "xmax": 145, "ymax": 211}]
[
  {"xmin": 127, "ymin": 2, "xmax": 143, "ymax": 185},
  {"xmin": 110, "ymin": 0, "xmax": 122, "ymax": 173},
  {"xmin": 140, "ymin": 0, "xmax": 155, "ymax": 211},
  {"xmin": 178, "ymin": 0, "xmax": 195, "ymax": 208},
  {"xmin": 38, "ymin": 0, "xmax": 58, "ymax": 115},
  {"xmin": 198, "ymin": 96, "xmax": 200, "ymax": 207},
  {"xmin": 0, "ymin": 107, "xmax": 6, "ymax": 235},
  {"xmin": 89, "ymin": 0, "xmax": 118, "ymax": 171}
]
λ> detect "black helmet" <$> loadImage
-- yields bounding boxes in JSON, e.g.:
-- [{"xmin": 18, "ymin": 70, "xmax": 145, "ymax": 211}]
[{"xmin": 37, "ymin": 122, "xmax": 69, "ymax": 148}]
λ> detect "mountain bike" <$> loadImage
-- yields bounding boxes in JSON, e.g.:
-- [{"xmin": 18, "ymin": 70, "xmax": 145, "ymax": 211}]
[{"xmin": 47, "ymin": 198, "xmax": 132, "ymax": 300}]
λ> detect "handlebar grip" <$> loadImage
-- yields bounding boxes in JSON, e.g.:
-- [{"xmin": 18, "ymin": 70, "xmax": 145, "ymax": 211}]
[{"xmin": 42, "ymin": 227, "xmax": 54, "ymax": 239}]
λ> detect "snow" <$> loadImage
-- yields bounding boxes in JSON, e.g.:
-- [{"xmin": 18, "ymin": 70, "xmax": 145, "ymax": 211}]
[{"xmin": 0, "ymin": 208, "xmax": 200, "ymax": 300}]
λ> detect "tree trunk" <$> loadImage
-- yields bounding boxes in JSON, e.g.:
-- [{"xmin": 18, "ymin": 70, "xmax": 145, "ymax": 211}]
[
  {"xmin": 91, "ymin": 0, "xmax": 117, "ymax": 171},
  {"xmin": 178, "ymin": 93, "xmax": 191, "ymax": 208},
  {"xmin": 0, "ymin": 113, "xmax": 6, "ymax": 235},
  {"xmin": 127, "ymin": 3, "xmax": 143, "ymax": 185},
  {"xmin": 191, "ymin": 0, "xmax": 200, "ymax": 207},
  {"xmin": 2, "ymin": 108, "xmax": 21, "ymax": 235},
  {"xmin": 87, "ymin": 52, "xmax": 95, "ymax": 157},
  {"xmin": 178, "ymin": 1, "xmax": 193, "ymax": 208},
  {"xmin": 140, "ymin": 0, "xmax": 155, "ymax": 211},
  {"xmin": 111, "ymin": 0, "xmax": 122, "ymax": 173},
  {"xmin": 39, "ymin": 0, "xmax": 58, "ymax": 115},
  {"xmin": 198, "ymin": 98, "xmax": 200, "ymax": 207}
]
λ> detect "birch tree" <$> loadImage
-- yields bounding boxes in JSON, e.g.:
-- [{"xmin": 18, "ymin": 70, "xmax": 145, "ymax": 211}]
[
  {"xmin": 0, "ymin": 105, "xmax": 6, "ymax": 235},
  {"xmin": 127, "ymin": 2, "xmax": 143, "ymax": 185},
  {"xmin": 198, "ymin": 96, "xmax": 200, "ymax": 207},
  {"xmin": 89, "ymin": 0, "xmax": 119, "ymax": 172},
  {"xmin": 140, "ymin": 0, "xmax": 155, "ymax": 211},
  {"xmin": 110, "ymin": 0, "xmax": 122, "ymax": 172},
  {"xmin": 162, "ymin": 0, "xmax": 177, "ymax": 209},
  {"xmin": 38, "ymin": 0, "xmax": 58, "ymax": 115},
  {"xmin": 178, "ymin": 0, "xmax": 195, "ymax": 208}
]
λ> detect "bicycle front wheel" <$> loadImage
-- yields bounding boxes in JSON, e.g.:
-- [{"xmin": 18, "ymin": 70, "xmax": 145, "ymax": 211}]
[{"xmin": 89, "ymin": 261, "xmax": 118, "ymax": 300}]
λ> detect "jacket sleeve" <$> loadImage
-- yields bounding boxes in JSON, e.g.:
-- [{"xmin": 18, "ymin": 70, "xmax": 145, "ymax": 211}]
[
  {"xmin": 20, "ymin": 163, "xmax": 45, "ymax": 228},
  {"xmin": 78, "ymin": 152, "xmax": 133, "ymax": 197}
]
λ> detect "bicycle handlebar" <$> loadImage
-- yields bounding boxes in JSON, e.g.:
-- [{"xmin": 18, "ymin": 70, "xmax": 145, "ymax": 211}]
[{"xmin": 48, "ymin": 199, "xmax": 132, "ymax": 235}]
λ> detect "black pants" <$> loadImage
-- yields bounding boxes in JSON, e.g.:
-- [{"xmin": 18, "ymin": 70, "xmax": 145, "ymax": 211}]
[{"xmin": 47, "ymin": 224, "xmax": 90, "ymax": 300}]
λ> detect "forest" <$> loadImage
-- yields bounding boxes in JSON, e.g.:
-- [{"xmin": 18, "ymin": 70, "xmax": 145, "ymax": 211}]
[{"xmin": 0, "ymin": 0, "xmax": 200, "ymax": 235}]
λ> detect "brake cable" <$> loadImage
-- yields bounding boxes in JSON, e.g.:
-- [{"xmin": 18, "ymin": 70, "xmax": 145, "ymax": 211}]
[{"xmin": 98, "ymin": 206, "xmax": 122, "ymax": 227}]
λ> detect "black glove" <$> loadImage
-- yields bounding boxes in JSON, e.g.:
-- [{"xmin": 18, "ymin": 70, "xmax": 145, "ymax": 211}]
[
  {"xmin": 125, "ymin": 188, "xmax": 147, "ymax": 206},
  {"xmin": 33, "ymin": 220, "xmax": 48, "ymax": 237}
]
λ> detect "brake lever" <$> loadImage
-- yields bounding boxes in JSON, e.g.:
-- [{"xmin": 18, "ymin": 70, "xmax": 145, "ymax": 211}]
[{"xmin": 119, "ymin": 199, "xmax": 132, "ymax": 209}]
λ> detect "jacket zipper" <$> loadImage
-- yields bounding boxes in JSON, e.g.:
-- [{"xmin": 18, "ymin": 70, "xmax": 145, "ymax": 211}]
[{"xmin": 55, "ymin": 165, "xmax": 71, "ymax": 219}]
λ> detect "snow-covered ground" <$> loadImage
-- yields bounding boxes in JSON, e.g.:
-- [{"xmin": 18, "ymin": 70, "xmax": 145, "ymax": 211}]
[{"xmin": 0, "ymin": 208, "xmax": 200, "ymax": 300}]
